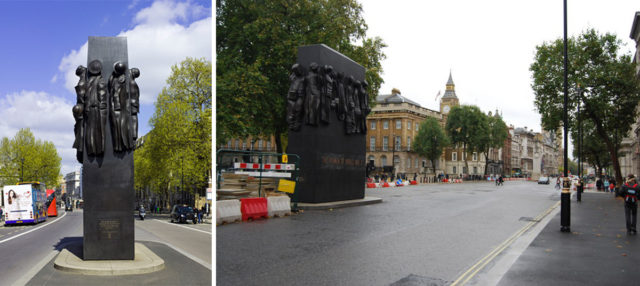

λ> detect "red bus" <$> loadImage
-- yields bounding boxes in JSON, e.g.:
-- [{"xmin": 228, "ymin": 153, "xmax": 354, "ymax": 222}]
[{"xmin": 45, "ymin": 189, "xmax": 57, "ymax": 217}]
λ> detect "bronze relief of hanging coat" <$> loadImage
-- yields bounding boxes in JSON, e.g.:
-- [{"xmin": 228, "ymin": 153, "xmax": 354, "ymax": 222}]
[
  {"xmin": 83, "ymin": 60, "xmax": 107, "ymax": 157},
  {"xmin": 109, "ymin": 61, "xmax": 134, "ymax": 152}
]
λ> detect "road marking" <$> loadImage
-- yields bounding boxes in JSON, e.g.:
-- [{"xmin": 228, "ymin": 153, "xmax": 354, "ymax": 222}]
[
  {"xmin": 151, "ymin": 219, "xmax": 212, "ymax": 235},
  {"xmin": 0, "ymin": 212, "xmax": 67, "ymax": 245},
  {"xmin": 14, "ymin": 237, "xmax": 77, "ymax": 286},
  {"xmin": 451, "ymin": 201, "xmax": 560, "ymax": 286},
  {"xmin": 160, "ymin": 242, "xmax": 212, "ymax": 270}
]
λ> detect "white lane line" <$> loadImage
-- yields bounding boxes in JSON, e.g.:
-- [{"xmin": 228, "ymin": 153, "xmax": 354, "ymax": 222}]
[
  {"xmin": 0, "ymin": 212, "xmax": 67, "ymax": 245},
  {"xmin": 151, "ymin": 219, "xmax": 212, "ymax": 235},
  {"xmin": 14, "ymin": 246, "xmax": 60, "ymax": 286},
  {"xmin": 160, "ymin": 242, "xmax": 212, "ymax": 270}
]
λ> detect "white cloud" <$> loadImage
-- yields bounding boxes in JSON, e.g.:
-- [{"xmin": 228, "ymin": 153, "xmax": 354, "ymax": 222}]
[
  {"xmin": 58, "ymin": 0, "xmax": 211, "ymax": 105},
  {"xmin": 0, "ymin": 91, "xmax": 78, "ymax": 175}
]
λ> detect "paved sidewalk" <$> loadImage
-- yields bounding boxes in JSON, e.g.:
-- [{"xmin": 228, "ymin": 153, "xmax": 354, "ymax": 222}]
[{"xmin": 498, "ymin": 192, "xmax": 640, "ymax": 285}]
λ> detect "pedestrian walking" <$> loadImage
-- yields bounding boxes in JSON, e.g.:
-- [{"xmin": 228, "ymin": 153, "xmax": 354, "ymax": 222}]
[
  {"xmin": 604, "ymin": 179, "xmax": 610, "ymax": 192},
  {"xmin": 610, "ymin": 179, "xmax": 616, "ymax": 194},
  {"xmin": 555, "ymin": 177, "xmax": 561, "ymax": 190},
  {"xmin": 199, "ymin": 206, "xmax": 204, "ymax": 223},
  {"xmin": 622, "ymin": 174, "xmax": 640, "ymax": 234}
]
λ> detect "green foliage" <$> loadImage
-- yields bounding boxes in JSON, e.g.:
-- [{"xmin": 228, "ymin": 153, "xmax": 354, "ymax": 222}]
[
  {"xmin": 0, "ymin": 128, "xmax": 61, "ymax": 188},
  {"xmin": 216, "ymin": 0, "xmax": 386, "ymax": 149},
  {"xmin": 571, "ymin": 119, "xmax": 610, "ymax": 175},
  {"xmin": 530, "ymin": 29, "xmax": 640, "ymax": 184},
  {"xmin": 135, "ymin": 58, "xmax": 212, "ymax": 195},
  {"xmin": 477, "ymin": 113, "xmax": 508, "ymax": 175},
  {"xmin": 413, "ymin": 117, "xmax": 449, "ymax": 173},
  {"xmin": 445, "ymin": 105, "xmax": 488, "ymax": 173}
]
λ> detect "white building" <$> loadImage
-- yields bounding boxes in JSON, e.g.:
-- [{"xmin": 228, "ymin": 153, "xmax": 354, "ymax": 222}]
[{"xmin": 64, "ymin": 167, "xmax": 82, "ymax": 199}]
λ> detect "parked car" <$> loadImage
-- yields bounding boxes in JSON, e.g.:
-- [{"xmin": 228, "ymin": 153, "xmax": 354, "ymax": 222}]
[
  {"xmin": 170, "ymin": 205, "xmax": 197, "ymax": 224},
  {"xmin": 538, "ymin": 177, "xmax": 550, "ymax": 184}
]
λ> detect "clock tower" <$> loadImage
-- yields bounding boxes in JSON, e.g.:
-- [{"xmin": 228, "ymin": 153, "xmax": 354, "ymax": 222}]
[{"xmin": 440, "ymin": 71, "xmax": 459, "ymax": 114}]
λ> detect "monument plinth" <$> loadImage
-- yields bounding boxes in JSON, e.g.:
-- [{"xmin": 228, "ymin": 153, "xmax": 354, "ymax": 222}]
[{"xmin": 73, "ymin": 37, "xmax": 140, "ymax": 260}]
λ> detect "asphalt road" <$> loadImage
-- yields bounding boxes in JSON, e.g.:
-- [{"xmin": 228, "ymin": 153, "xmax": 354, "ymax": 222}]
[
  {"xmin": 217, "ymin": 180, "xmax": 560, "ymax": 286},
  {"xmin": 0, "ymin": 208, "xmax": 212, "ymax": 285}
]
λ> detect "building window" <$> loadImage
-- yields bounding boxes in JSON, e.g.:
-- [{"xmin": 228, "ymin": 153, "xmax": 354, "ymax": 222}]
[
  {"xmin": 416, "ymin": 123, "xmax": 419, "ymax": 131},
  {"xmin": 258, "ymin": 139, "xmax": 263, "ymax": 150},
  {"xmin": 383, "ymin": 120, "xmax": 389, "ymax": 129},
  {"xmin": 242, "ymin": 142, "xmax": 247, "ymax": 150},
  {"xmin": 368, "ymin": 155, "xmax": 375, "ymax": 166},
  {"xmin": 407, "ymin": 158, "xmax": 411, "ymax": 168},
  {"xmin": 416, "ymin": 159, "xmax": 420, "ymax": 168},
  {"xmin": 407, "ymin": 137, "xmax": 411, "ymax": 151},
  {"xmin": 383, "ymin": 137, "xmax": 389, "ymax": 151},
  {"xmin": 408, "ymin": 120, "xmax": 412, "ymax": 130},
  {"xmin": 227, "ymin": 140, "xmax": 231, "ymax": 148},
  {"xmin": 395, "ymin": 136, "xmax": 401, "ymax": 151},
  {"xmin": 452, "ymin": 152, "xmax": 457, "ymax": 161},
  {"xmin": 396, "ymin": 120, "xmax": 402, "ymax": 129},
  {"xmin": 381, "ymin": 155, "xmax": 388, "ymax": 166},
  {"xmin": 370, "ymin": 137, "xmax": 376, "ymax": 151},
  {"xmin": 473, "ymin": 166, "xmax": 478, "ymax": 174},
  {"xmin": 235, "ymin": 139, "xmax": 240, "ymax": 150},
  {"xmin": 473, "ymin": 152, "xmax": 478, "ymax": 161},
  {"xmin": 266, "ymin": 141, "xmax": 271, "ymax": 151},
  {"xmin": 394, "ymin": 155, "xmax": 400, "ymax": 166},
  {"xmin": 371, "ymin": 121, "xmax": 376, "ymax": 130},
  {"xmin": 453, "ymin": 166, "xmax": 457, "ymax": 174}
]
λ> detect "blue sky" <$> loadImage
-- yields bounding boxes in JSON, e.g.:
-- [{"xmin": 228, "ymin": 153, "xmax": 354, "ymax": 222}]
[{"xmin": 0, "ymin": 0, "xmax": 212, "ymax": 175}]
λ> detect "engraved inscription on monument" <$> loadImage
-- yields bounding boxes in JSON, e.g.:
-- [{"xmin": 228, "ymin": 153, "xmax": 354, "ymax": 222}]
[{"xmin": 98, "ymin": 219, "xmax": 121, "ymax": 240}]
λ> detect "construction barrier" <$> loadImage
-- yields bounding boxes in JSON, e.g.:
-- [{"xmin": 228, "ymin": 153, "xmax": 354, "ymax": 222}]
[
  {"xmin": 216, "ymin": 199, "xmax": 242, "ymax": 225},
  {"xmin": 267, "ymin": 196, "xmax": 291, "ymax": 217},
  {"xmin": 382, "ymin": 182, "xmax": 390, "ymax": 188},
  {"xmin": 410, "ymin": 180, "xmax": 418, "ymax": 185},
  {"xmin": 367, "ymin": 183, "xmax": 377, "ymax": 188},
  {"xmin": 240, "ymin": 197, "xmax": 268, "ymax": 221}
]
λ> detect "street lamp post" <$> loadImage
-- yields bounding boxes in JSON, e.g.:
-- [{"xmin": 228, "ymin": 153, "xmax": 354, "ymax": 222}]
[
  {"xmin": 561, "ymin": 0, "xmax": 571, "ymax": 232},
  {"xmin": 577, "ymin": 85, "xmax": 582, "ymax": 202}
]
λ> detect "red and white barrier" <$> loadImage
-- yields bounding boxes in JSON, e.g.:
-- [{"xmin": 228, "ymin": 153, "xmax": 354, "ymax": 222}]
[
  {"xmin": 267, "ymin": 196, "xmax": 291, "ymax": 217},
  {"xmin": 216, "ymin": 199, "xmax": 241, "ymax": 225}
]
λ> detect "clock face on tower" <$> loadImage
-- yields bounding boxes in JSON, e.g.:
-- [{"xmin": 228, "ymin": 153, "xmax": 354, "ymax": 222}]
[{"xmin": 443, "ymin": 105, "xmax": 450, "ymax": 114}]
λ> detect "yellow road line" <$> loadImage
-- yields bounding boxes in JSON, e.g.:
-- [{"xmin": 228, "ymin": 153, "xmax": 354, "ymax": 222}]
[{"xmin": 451, "ymin": 201, "xmax": 560, "ymax": 286}]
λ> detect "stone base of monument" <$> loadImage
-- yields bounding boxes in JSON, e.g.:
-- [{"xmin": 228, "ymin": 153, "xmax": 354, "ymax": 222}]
[
  {"xmin": 53, "ymin": 242, "xmax": 164, "ymax": 276},
  {"xmin": 296, "ymin": 196, "xmax": 382, "ymax": 210}
]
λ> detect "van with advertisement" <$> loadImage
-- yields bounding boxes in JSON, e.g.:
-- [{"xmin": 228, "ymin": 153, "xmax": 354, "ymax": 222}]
[{"xmin": 3, "ymin": 182, "xmax": 47, "ymax": 225}]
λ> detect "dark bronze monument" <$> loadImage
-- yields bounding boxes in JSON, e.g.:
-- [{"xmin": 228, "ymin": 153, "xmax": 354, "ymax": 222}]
[
  {"xmin": 287, "ymin": 44, "xmax": 369, "ymax": 203},
  {"xmin": 72, "ymin": 37, "xmax": 139, "ymax": 260}
]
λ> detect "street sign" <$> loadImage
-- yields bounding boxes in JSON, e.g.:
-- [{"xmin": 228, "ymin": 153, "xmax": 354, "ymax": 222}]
[
  {"xmin": 206, "ymin": 188, "xmax": 212, "ymax": 200},
  {"xmin": 278, "ymin": 179, "xmax": 295, "ymax": 194},
  {"xmin": 282, "ymin": 154, "xmax": 288, "ymax": 163}
]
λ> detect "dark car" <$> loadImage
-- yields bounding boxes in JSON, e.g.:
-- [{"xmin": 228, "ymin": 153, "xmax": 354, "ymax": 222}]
[{"xmin": 170, "ymin": 205, "xmax": 197, "ymax": 224}]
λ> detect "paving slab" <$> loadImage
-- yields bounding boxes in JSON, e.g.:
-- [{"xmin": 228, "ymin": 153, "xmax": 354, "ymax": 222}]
[{"xmin": 498, "ymin": 192, "xmax": 640, "ymax": 285}]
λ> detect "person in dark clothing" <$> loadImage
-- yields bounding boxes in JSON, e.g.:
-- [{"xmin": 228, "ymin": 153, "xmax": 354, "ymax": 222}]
[{"xmin": 622, "ymin": 174, "xmax": 640, "ymax": 234}]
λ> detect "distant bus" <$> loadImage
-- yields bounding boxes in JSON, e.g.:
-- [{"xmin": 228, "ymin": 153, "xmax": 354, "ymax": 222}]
[
  {"xmin": 3, "ymin": 182, "xmax": 47, "ymax": 225},
  {"xmin": 45, "ymin": 189, "xmax": 58, "ymax": 217}
]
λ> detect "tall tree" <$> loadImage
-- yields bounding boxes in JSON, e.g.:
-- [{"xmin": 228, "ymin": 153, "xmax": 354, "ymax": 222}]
[
  {"xmin": 136, "ymin": 58, "xmax": 212, "ymax": 199},
  {"xmin": 477, "ymin": 113, "xmax": 509, "ymax": 175},
  {"xmin": 0, "ymin": 128, "xmax": 61, "ymax": 188},
  {"xmin": 216, "ymin": 0, "xmax": 386, "ymax": 152},
  {"xmin": 445, "ymin": 105, "xmax": 488, "ymax": 175},
  {"xmin": 531, "ymin": 29, "xmax": 640, "ymax": 186},
  {"xmin": 413, "ymin": 117, "xmax": 450, "ymax": 174}
]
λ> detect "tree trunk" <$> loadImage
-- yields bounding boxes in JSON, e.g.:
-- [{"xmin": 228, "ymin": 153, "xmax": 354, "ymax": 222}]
[
  {"xmin": 483, "ymin": 152, "xmax": 489, "ymax": 176},
  {"xmin": 582, "ymin": 101, "xmax": 623, "ymax": 187}
]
